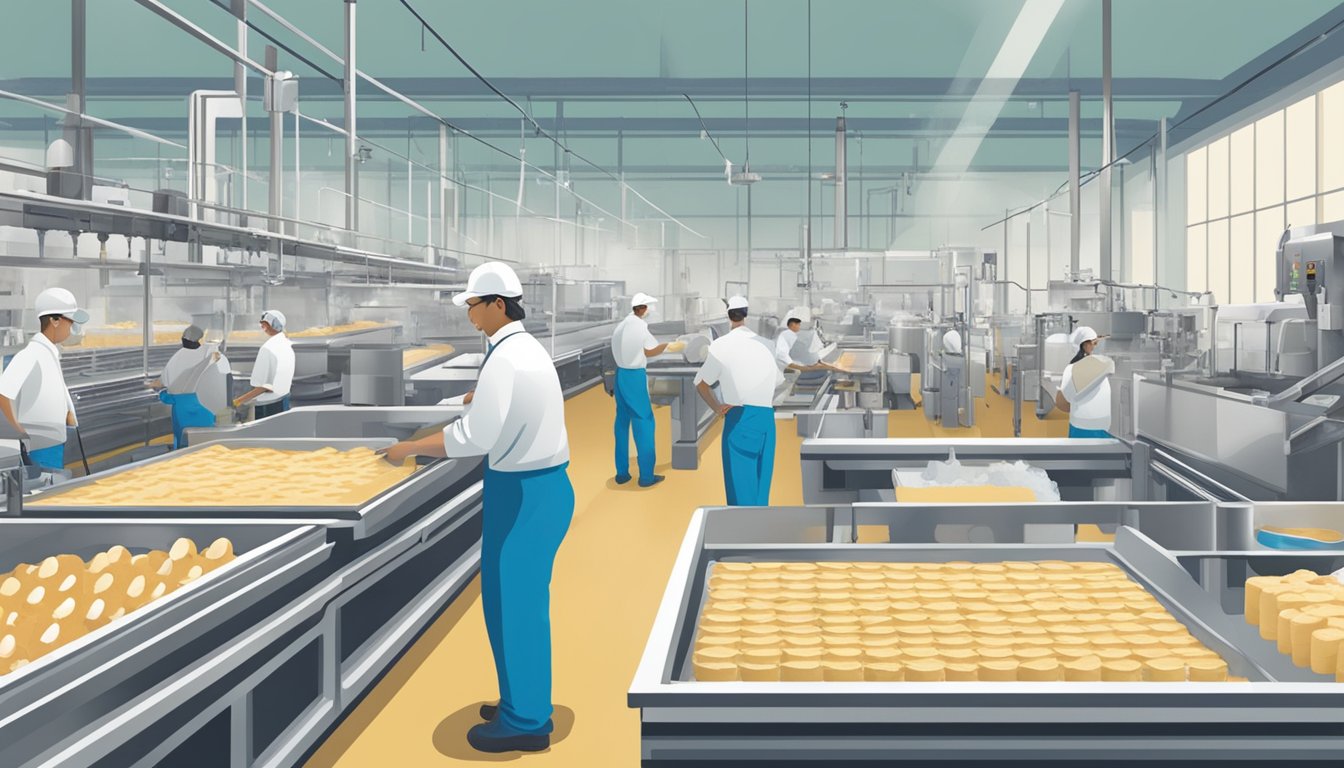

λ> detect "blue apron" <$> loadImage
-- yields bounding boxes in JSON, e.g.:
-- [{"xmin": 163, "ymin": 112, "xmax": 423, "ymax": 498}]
[
  {"xmin": 158, "ymin": 390, "xmax": 216, "ymax": 449},
  {"xmin": 28, "ymin": 443, "xmax": 65, "ymax": 471},
  {"xmin": 721, "ymin": 404, "xmax": 776, "ymax": 505},
  {"xmin": 1068, "ymin": 425, "xmax": 1112, "ymax": 439},
  {"xmin": 613, "ymin": 366, "xmax": 656, "ymax": 480}
]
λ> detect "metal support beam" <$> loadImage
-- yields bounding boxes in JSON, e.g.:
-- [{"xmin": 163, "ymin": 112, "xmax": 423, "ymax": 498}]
[
  {"xmin": 266, "ymin": 46, "xmax": 283, "ymax": 236},
  {"xmin": 68, "ymin": 0, "xmax": 91, "ymax": 200},
  {"xmin": 1099, "ymin": 0, "xmax": 1114, "ymax": 281},
  {"xmin": 1068, "ymin": 90, "xmax": 1080, "ymax": 277},
  {"xmin": 438, "ymin": 123, "xmax": 449, "ymax": 250},
  {"xmin": 232, "ymin": 0, "xmax": 247, "ymax": 211},
  {"xmin": 343, "ymin": 0, "xmax": 358, "ymax": 230},
  {"xmin": 834, "ymin": 116, "xmax": 847, "ymax": 250},
  {"xmin": 1157, "ymin": 116, "xmax": 1168, "ymax": 285}
]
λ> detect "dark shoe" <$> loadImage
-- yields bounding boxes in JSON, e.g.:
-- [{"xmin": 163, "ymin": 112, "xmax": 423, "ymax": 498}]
[
  {"xmin": 615, "ymin": 473, "xmax": 632, "ymax": 484},
  {"xmin": 638, "ymin": 474, "xmax": 666, "ymax": 488},
  {"xmin": 466, "ymin": 721, "xmax": 550, "ymax": 753}
]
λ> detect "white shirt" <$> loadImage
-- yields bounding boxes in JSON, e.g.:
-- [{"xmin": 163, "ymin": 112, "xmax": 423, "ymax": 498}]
[
  {"xmin": 250, "ymin": 332, "xmax": 295, "ymax": 404},
  {"xmin": 1061, "ymin": 360, "xmax": 1112, "ymax": 431},
  {"xmin": 774, "ymin": 328, "xmax": 799, "ymax": 370},
  {"xmin": 162, "ymin": 345, "xmax": 231, "ymax": 413},
  {"xmin": 612, "ymin": 313, "xmax": 658, "ymax": 370},
  {"xmin": 0, "ymin": 333, "xmax": 76, "ymax": 449},
  {"xmin": 695, "ymin": 326, "xmax": 784, "ymax": 408},
  {"xmin": 442, "ymin": 322, "xmax": 570, "ymax": 472}
]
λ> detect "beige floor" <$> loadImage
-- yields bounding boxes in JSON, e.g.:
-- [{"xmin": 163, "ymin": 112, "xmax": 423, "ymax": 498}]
[{"xmin": 306, "ymin": 380, "xmax": 1077, "ymax": 767}]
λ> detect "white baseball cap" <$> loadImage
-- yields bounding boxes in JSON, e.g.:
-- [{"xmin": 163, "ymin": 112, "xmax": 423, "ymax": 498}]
[
  {"xmin": 942, "ymin": 329, "xmax": 962, "ymax": 354},
  {"xmin": 726, "ymin": 295, "xmax": 749, "ymax": 311},
  {"xmin": 785, "ymin": 307, "xmax": 810, "ymax": 323},
  {"xmin": 631, "ymin": 292, "xmax": 658, "ymax": 308},
  {"xmin": 453, "ymin": 262, "xmax": 523, "ymax": 307},
  {"xmin": 261, "ymin": 309, "xmax": 287, "ymax": 331},
  {"xmin": 1069, "ymin": 326, "xmax": 1104, "ymax": 346},
  {"xmin": 35, "ymin": 287, "xmax": 89, "ymax": 324}
]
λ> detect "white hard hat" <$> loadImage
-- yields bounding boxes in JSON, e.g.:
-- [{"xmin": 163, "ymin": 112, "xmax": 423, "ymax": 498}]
[
  {"xmin": 631, "ymin": 292, "xmax": 658, "ymax": 308},
  {"xmin": 261, "ymin": 309, "xmax": 287, "ymax": 331},
  {"xmin": 452, "ymin": 262, "xmax": 523, "ymax": 307},
  {"xmin": 942, "ymin": 329, "xmax": 962, "ymax": 354},
  {"xmin": 35, "ymin": 287, "xmax": 89, "ymax": 324},
  {"xmin": 1069, "ymin": 326, "xmax": 1102, "ymax": 346},
  {"xmin": 785, "ymin": 307, "xmax": 810, "ymax": 323},
  {"xmin": 726, "ymin": 295, "xmax": 749, "ymax": 311}
]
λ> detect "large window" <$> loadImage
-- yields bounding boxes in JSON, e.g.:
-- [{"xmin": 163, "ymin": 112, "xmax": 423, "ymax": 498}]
[{"xmin": 1186, "ymin": 80, "xmax": 1344, "ymax": 303}]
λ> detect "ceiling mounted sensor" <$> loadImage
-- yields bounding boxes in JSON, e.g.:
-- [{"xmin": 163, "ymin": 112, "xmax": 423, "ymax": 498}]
[{"xmin": 729, "ymin": 163, "xmax": 762, "ymax": 186}]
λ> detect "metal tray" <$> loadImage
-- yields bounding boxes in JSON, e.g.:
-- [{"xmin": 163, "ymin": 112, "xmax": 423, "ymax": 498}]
[
  {"xmin": 629, "ymin": 506, "xmax": 1344, "ymax": 763},
  {"xmin": 0, "ymin": 518, "xmax": 331, "ymax": 767},
  {"xmin": 22, "ymin": 437, "xmax": 481, "ymax": 539}
]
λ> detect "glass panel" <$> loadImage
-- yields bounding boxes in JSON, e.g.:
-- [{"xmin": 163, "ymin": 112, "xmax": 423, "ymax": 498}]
[
  {"xmin": 1207, "ymin": 137, "xmax": 1230, "ymax": 220},
  {"xmin": 1229, "ymin": 214, "xmax": 1254, "ymax": 304},
  {"xmin": 1230, "ymin": 125, "xmax": 1255, "ymax": 215},
  {"xmin": 1186, "ymin": 146, "xmax": 1208, "ymax": 224},
  {"xmin": 1286, "ymin": 95, "xmax": 1317, "ymax": 202},
  {"xmin": 1256, "ymin": 111, "xmax": 1285, "ymax": 209},
  {"xmin": 1287, "ymin": 197, "xmax": 1316, "ymax": 229},
  {"xmin": 1323, "ymin": 190, "xmax": 1344, "ymax": 223},
  {"xmin": 1323, "ymin": 80, "xmax": 1344, "ymax": 194},
  {"xmin": 1130, "ymin": 210, "xmax": 1155, "ymax": 285},
  {"xmin": 1207, "ymin": 219, "xmax": 1230, "ymax": 304},
  {"xmin": 1187, "ymin": 224, "xmax": 1207, "ymax": 293},
  {"xmin": 1255, "ymin": 206, "xmax": 1285, "ymax": 302}
]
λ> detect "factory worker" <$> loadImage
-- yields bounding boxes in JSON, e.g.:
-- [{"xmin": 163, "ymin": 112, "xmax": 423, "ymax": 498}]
[
  {"xmin": 1054, "ymin": 326, "xmax": 1113, "ymax": 438},
  {"xmin": 232, "ymin": 309, "xmax": 294, "ymax": 419},
  {"xmin": 775, "ymin": 308, "xmax": 834, "ymax": 373},
  {"xmin": 611, "ymin": 292, "xmax": 670, "ymax": 487},
  {"xmin": 0, "ymin": 288, "xmax": 86, "ymax": 471},
  {"xmin": 695, "ymin": 296, "xmax": 784, "ymax": 506},
  {"xmin": 942, "ymin": 329, "xmax": 963, "ymax": 355},
  {"xmin": 379, "ymin": 261, "xmax": 572, "ymax": 754},
  {"xmin": 150, "ymin": 325, "xmax": 230, "ymax": 449}
]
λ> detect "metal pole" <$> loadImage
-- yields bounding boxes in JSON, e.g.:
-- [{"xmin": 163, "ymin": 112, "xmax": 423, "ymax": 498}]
[
  {"xmin": 142, "ymin": 240, "xmax": 152, "ymax": 378},
  {"xmin": 1099, "ymin": 0, "xmax": 1114, "ymax": 281},
  {"xmin": 69, "ymin": 0, "xmax": 91, "ymax": 200},
  {"xmin": 1157, "ymin": 116, "xmax": 1168, "ymax": 287},
  {"xmin": 266, "ymin": 46, "xmax": 283, "ymax": 236},
  {"xmin": 232, "ymin": 0, "xmax": 247, "ymax": 211},
  {"xmin": 834, "ymin": 115, "xmax": 847, "ymax": 249},
  {"xmin": 343, "ymin": 0, "xmax": 358, "ymax": 230},
  {"xmin": 439, "ymin": 123, "xmax": 449, "ymax": 249},
  {"xmin": 1069, "ymin": 90, "xmax": 1081, "ymax": 277}
]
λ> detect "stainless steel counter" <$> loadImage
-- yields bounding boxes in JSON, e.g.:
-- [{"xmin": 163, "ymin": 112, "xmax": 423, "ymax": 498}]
[{"xmin": 628, "ymin": 505, "xmax": 1344, "ymax": 764}]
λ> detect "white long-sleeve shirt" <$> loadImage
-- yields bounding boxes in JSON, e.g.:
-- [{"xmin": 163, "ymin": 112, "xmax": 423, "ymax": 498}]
[
  {"xmin": 250, "ymin": 332, "xmax": 294, "ymax": 404},
  {"xmin": 1060, "ymin": 360, "xmax": 1112, "ymax": 431},
  {"xmin": 442, "ymin": 321, "xmax": 570, "ymax": 471},
  {"xmin": 162, "ymin": 344, "xmax": 231, "ymax": 413},
  {"xmin": 0, "ymin": 333, "xmax": 76, "ymax": 449},
  {"xmin": 695, "ymin": 326, "xmax": 783, "ymax": 408},
  {"xmin": 774, "ymin": 328, "xmax": 799, "ymax": 370},
  {"xmin": 612, "ymin": 313, "xmax": 658, "ymax": 369}
]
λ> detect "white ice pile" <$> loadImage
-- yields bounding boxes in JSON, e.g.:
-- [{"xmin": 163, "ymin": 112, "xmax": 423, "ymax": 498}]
[{"xmin": 904, "ymin": 448, "xmax": 1061, "ymax": 501}]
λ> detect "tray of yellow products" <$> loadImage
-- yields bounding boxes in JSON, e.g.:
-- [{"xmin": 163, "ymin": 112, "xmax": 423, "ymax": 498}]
[
  {"xmin": 402, "ymin": 343, "xmax": 457, "ymax": 371},
  {"xmin": 1242, "ymin": 568, "xmax": 1344, "ymax": 682},
  {"xmin": 227, "ymin": 320, "xmax": 395, "ymax": 343},
  {"xmin": 24, "ymin": 439, "xmax": 419, "ymax": 517},
  {"xmin": 0, "ymin": 519, "xmax": 330, "ymax": 766}
]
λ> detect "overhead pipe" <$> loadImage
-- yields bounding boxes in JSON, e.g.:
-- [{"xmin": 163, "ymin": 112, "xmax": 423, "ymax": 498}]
[{"xmin": 834, "ymin": 114, "xmax": 847, "ymax": 249}]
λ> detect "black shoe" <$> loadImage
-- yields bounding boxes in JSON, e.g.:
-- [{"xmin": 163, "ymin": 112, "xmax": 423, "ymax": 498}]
[
  {"xmin": 638, "ymin": 474, "xmax": 666, "ymax": 488},
  {"xmin": 466, "ymin": 721, "xmax": 550, "ymax": 753},
  {"xmin": 479, "ymin": 703, "xmax": 553, "ymax": 730},
  {"xmin": 615, "ymin": 473, "xmax": 632, "ymax": 484}
]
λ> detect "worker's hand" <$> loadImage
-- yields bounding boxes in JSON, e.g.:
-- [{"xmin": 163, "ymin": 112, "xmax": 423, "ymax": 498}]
[
  {"xmin": 376, "ymin": 441, "xmax": 415, "ymax": 465},
  {"xmin": 714, "ymin": 403, "xmax": 733, "ymax": 417},
  {"xmin": 463, "ymin": 391, "xmax": 474, "ymax": 405},
  {"xmin": 665, "ymin": 340, "xmax": 687, "ymax": 354},
  {"xmin": 66, "ymin": 412, "xmax": 77, "ymax": 427},
  {"xmin": 231, "ymin": 397, "xmax": 245, "ymax": 409},
  {"xmin": 212, "ymin": 351, "xmax": 221, "ymax": 363}
]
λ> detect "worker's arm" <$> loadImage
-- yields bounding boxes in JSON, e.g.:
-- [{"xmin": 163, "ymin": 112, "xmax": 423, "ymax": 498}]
[
  {"xmin": 233, "ymin": 386, "xmax": 271, "ymax": 408},
  {"xmin": 1054, "ymin": 389, "xmax": 1070, "ymax": 413},
  {"xmin": 0, "ymin": 396, "xmax": 27, "ymax": 438},
  {"xmin": 696, "ymin": 380, "xmax": 732, "ymax": 416},
  {"xmin": 237, "ymin": 346, "xmax": 276, "ymax": 407},
  {"xmin": 378, "ymin": 432, "xmax": 447, "ymax": 463},
  {"xmin": 643, "ymin": 342, "xmax": 670, "ymax": 358}
]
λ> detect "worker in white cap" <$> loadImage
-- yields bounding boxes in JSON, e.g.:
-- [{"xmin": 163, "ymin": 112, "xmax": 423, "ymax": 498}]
[
  {"xmin": 775, "ymin": 307, "xmax": 835, "ymax": 374},
  {"xmin": 1055, "ymin": 325, "xmax": 1113, "ymax": 438},
  {"xmin": 610, "ymin": 292, "xmax": 674, "ymax": 487},
  {"xmin": 942, "ymin": 329, "xmax": 963, "ymax": 355},
  {"xmin": 233, "ymin": 309, "xmax": 294, "ymax": 419},
  {"xmin": 0, "ymin": 288, "xmax": 87, "ymax": 471},
  {"xmin": 379, "ymin": 261, "xmax": 572, "ymax": 754},
  {"xmin": 150, "ymin": 325, "xmax": 230, "ymax": 448},
  {"xmin": 695, "ymin": 295, "xmax": 784, "ymax": 505}
]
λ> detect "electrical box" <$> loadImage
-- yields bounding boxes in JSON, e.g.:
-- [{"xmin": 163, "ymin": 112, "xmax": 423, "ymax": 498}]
[{"xmin": 264, "ymin": 71, "xmax": 299, "ymax": 113}]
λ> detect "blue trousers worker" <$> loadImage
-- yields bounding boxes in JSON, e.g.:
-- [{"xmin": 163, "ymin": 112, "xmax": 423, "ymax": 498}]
[
  {"xmin": 613, "ymin": 367, "xmax": 656, "ymax": 482},
  {"xmin": 721, "ymin": 405, "xmax": 775, "ymax": 505},
  {"xmin": 1068, "ymin": 425, "xmax": 1112, "ymax": 439},
  {"xmin": 481, "ymin": 463, "xmax": 575, "ymax": 735},
  {"xmin": 253, "ymin": 395, "xmax": 291, "ymax": 420},
  {"xmin": 159, "ymin": 390, "xmax": 217, "ymax": 449},
  {"xmin": 28, "ymin": 444, "xmax": 65, "ymax": 471}
]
